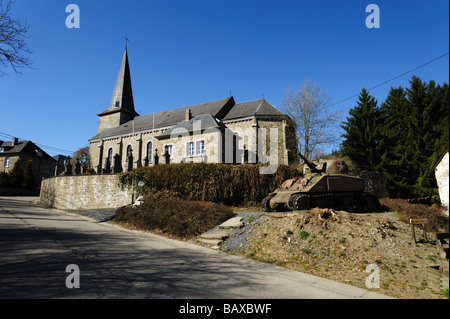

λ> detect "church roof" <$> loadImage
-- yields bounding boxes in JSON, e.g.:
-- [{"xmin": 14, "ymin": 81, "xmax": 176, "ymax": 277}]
[
  {"xmin": 222, "ymin": 98, "xmax": 285, "ymax": 121},
  {"xmin": 97, "ymin": 48, "xmax": 139, "ymax": 117},
  {"xmin": 156, "ymin": 113, "xmax": 227, "ymax": 139},
  {"xmin": 91, "ymin": 95, "xmax": 287, "ymax": 141},
  {"xmin": 90, "ymin": 49, "xmax": 288, "ymax": 142},
  {"xmin": 91, "ymin": 96, "xmax": 234, "ymax": 140}
]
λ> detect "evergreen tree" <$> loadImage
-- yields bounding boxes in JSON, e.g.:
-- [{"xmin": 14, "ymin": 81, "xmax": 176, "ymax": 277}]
[
  {"xmin": 8, "ymin": 158, "xmax": 23, "ymax": 188},
  {"xmin": 0, "ymin": 171, "xmax": 10, "ymax": 187},
  {"xmin": 22, "ymin": 160, "xmax": 35, "ymax": 189},
  {"xmin": 378, "ymin": 86, "xmax": 414, "ymax": 197},
  {"xmin": 340, "ymin": 88, "xmax": 382, "ymax": 170},
  {"xmin": 346, "ymin": 76, "xmax": 450, "ymax": 199},
  {"xmin": 406, "ymin": 76, "xmax": 448, "ymax": 197}
]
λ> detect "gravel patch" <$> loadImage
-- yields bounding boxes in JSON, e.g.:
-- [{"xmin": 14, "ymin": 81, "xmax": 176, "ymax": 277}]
[
  {"xmin": 219, "ymin": 212, "xmax": 263, "ymax": 253},
  {"xmin": 71, "ymin": 208, "xmax": 117, "ymax": 222}
]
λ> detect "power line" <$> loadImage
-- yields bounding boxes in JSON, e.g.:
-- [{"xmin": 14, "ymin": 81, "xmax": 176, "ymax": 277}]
[
  {"xmin": 328, "ymin": 52, "xmax": 449, "ymax": 108},
  {"xmin": 0, "ymin": 131, "xmax": 76, "ymax": 154}
]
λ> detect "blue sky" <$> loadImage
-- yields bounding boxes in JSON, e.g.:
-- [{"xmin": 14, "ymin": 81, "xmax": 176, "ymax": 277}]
[{"xmin": 1, "ymin": 0, "xmax": 449, "ymax": 156}]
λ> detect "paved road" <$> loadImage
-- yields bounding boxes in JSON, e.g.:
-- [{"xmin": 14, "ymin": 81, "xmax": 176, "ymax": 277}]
[{"xmin": 0, "ymin": 196, "xmax": 391, "ymax": 299}]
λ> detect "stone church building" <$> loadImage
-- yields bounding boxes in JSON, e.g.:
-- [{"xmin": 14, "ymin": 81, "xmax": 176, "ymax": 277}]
[{"xmin": 89, "ymin": 49, "xmax": 297, "ymax": 173}]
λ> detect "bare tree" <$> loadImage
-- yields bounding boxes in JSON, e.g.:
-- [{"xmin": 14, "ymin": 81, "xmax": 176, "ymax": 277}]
[
  {"xmin": 72, "ymin": 146, "xmax": 90, "ymax": 168},
  {"xmin": 0, "ymin": 0, "xmax": 32, "ymax": 77},
  {"xmin": 282, "ymin": 79, "xmax": 340, "ymax": 161}
]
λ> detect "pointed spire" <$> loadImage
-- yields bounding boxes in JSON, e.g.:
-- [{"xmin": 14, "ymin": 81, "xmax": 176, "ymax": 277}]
[{"xmin": 107, "ymin": 48, "xmax": 138, "ymax": 116}]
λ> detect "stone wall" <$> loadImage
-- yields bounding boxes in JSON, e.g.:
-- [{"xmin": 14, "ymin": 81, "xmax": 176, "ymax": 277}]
[{"xmin": 40, "ymin": 174, "xmax": 132, "ymax": 210}]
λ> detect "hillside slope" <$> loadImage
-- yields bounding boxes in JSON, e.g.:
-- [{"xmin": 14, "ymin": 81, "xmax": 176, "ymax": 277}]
[{"xmin": 219, "ymin": 208, "xmax": 449, "ymax": 299}]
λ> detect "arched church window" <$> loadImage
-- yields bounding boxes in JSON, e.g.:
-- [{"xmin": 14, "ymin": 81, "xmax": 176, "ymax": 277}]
[
  {"xmin": 146, "ymin": 142, "xmax": 153, "ymax": 164},
  {"xmin": 107, "ymin": 148, "xmax": 113, "ymax": 165},
  {"xmin": 126, "ymin": 145, "xmax": 133, "ymax": 157},
  {"xmin": 126, "ymin": 145, "xmax": 133, "ymax": 172}
]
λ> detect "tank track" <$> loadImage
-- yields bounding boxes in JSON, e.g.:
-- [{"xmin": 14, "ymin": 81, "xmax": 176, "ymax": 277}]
[
  {"xmin": 288, "ymin": 192, "xmax": 381, "ymax": 213},
  {"xmin": 261, "ymin": 195, "xmax": 275, "ymax": 212}
]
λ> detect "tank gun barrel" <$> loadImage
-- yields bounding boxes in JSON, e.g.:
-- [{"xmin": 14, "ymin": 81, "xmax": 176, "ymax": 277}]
[{"xmin": 299, "ymin": 153, "xmax": 322, "ymax": 173}]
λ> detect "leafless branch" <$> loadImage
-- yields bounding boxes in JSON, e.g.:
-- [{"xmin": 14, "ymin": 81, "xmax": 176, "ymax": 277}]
[
  {"xmin": 282, "ymin": 79, "xmax": 341, "ymax": 160},
  {"xmin": 0, "ymin": 0, "xmax": 32, "ymax": 77}
]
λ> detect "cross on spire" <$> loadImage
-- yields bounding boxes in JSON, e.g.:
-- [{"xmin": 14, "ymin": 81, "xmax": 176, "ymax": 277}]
[{"xmin": 124, "ymin": 34, "xmax": 130, "ymax": 49}]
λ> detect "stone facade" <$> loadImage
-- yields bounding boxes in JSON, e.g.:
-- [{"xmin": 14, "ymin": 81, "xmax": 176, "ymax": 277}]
[
  {"xmin": 88, "ymin": 48, "xmax": 297, "ymax": 174},
  {"xmin": 435, "ymin": 148, "xmax": 449, "ymax": 215},
  {"xmin": 40, "ymin": 174, "xmax": 132, "ymax": 210}
]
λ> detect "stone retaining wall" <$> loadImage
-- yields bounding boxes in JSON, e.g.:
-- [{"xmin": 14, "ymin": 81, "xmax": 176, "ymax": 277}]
[{"xmin": 40, "ymin": 174, "xmax": 132, "ymax": 210}]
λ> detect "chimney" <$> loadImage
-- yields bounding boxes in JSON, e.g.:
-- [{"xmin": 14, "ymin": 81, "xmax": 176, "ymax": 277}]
[
  {"xmin": 185, "ymin": 108, "xmax": 192, "ymax": 121},
  {"xmin": 12, "ymin": 137, "xmax": 19, "ymax": 145}
]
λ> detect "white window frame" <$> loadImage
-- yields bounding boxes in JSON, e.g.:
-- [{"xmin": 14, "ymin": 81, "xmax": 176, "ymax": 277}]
[
  {"xmin": 196, "ymin": 140, "xmax": 205, "ymax": 155},
  {"xmin": 186, "ymin": 141, "xmax": 195, "ymax": 156},
  {"xmin": 185, "ymin": 140, "xmax": 206, "ymax": 158},
  {"xmin": 4, "ymin": 157, "xmax": 10, "ymax": 168},
  {"xmin": 164, "ymin": 144, "xmax": 173, "ymax": 159},
  {"xmin": 146, "ymin": 141, "xmax": 153, "ymax": 163}
]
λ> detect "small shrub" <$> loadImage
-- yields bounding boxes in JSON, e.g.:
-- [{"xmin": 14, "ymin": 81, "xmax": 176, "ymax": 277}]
[
  {"xmin": 119, "ymin": 163, "xmax": 300, "ymax": 207},
  {"xmin": 114, "ymin": 191, "xmax": 234, "ymax": 239},
  {"xmin": 299, "ymin": 230, "xmax": 309, "ymax": 240},
  {"xmin": 380, "ymin": 198, "xmax": 449, "ymax": 232}
]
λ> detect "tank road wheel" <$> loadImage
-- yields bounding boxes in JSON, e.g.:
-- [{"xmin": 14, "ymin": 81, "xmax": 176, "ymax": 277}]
[
  {"xmin": 288, "ymin": 194, "xmax": 311, "ymax": 211},
  {"xmin": 261, "ymin": 196, "xmax": 274, "ymax": 212}
]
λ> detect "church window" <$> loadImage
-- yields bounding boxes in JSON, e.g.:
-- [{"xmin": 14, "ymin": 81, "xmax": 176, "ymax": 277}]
[
  {"xmin": 107, "ymin": 148, "xmax": 113, "ymax": 164},
  {"xmin": 126, "ymin": 145, "xmax": 133, "ymax": 156},
  {"xmin": 187, "ymin": 142, "xmax": 195, "ymax": 156},
  {"xmin": 146, "ymin": 142, "xmax": 153, "ymax": 163},
  {"xmin": 164, "ymin": 144, "xmax": 173, "ymax": 159},
  {"xmin": 196, "ymin": 140, "xmax": 205, "ymax": 155}
]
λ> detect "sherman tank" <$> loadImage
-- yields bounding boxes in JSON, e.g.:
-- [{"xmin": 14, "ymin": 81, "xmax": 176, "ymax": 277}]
[{"xmin": 261, "ymin": 155, "xmax": 382, "ymax": 213}]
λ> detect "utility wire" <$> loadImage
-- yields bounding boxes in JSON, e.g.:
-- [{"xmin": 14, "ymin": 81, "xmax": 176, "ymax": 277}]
[
  {"xmin": 328, "ymin": 52, "xmax": 449, "ymax": 108},
  {"xmin": 0, "ymin": 131, "xmax": 76, "ymax": 154}
]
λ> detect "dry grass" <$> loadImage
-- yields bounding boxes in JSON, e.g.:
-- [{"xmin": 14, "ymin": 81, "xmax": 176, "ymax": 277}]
[
  {"xmin": 240, "ymin": 209, "xmax": 449, "ymax": 299},
  {"xmin": 114, "ymin": 191, "xmax": 234, "ymax": 240},
  {"xmin": 379, "ymin": 198, "xmax": 449, "ymax": 233}
]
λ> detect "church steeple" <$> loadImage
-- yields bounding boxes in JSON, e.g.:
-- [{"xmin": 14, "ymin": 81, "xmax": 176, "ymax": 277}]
[
  {"xmin": 97, "ymin": 47, "xmax": 139, "ymax": 133},
  {"xmin": 108, "ymin": 48, "xmax": 137, "ymax": 113}
]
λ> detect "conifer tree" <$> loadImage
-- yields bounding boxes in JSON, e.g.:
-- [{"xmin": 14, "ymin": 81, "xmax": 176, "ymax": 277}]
[
  {"xmin": 23, "ymin": 160, "xmax": 35, "ymax": 189},
  {"xmin": 340, "ymin": 77, "xmax": 448, "ymax": 199},
  {"xmin": 8, "ymin": 158, "xmax": 23, "ymax": 188},
  {"xmin": 378, "ymin": 86, "xmax": 415, "ymax": 197},
  {"xmin": 340, "ymin": 88, "xmax": 382, "ymax": 170}
]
